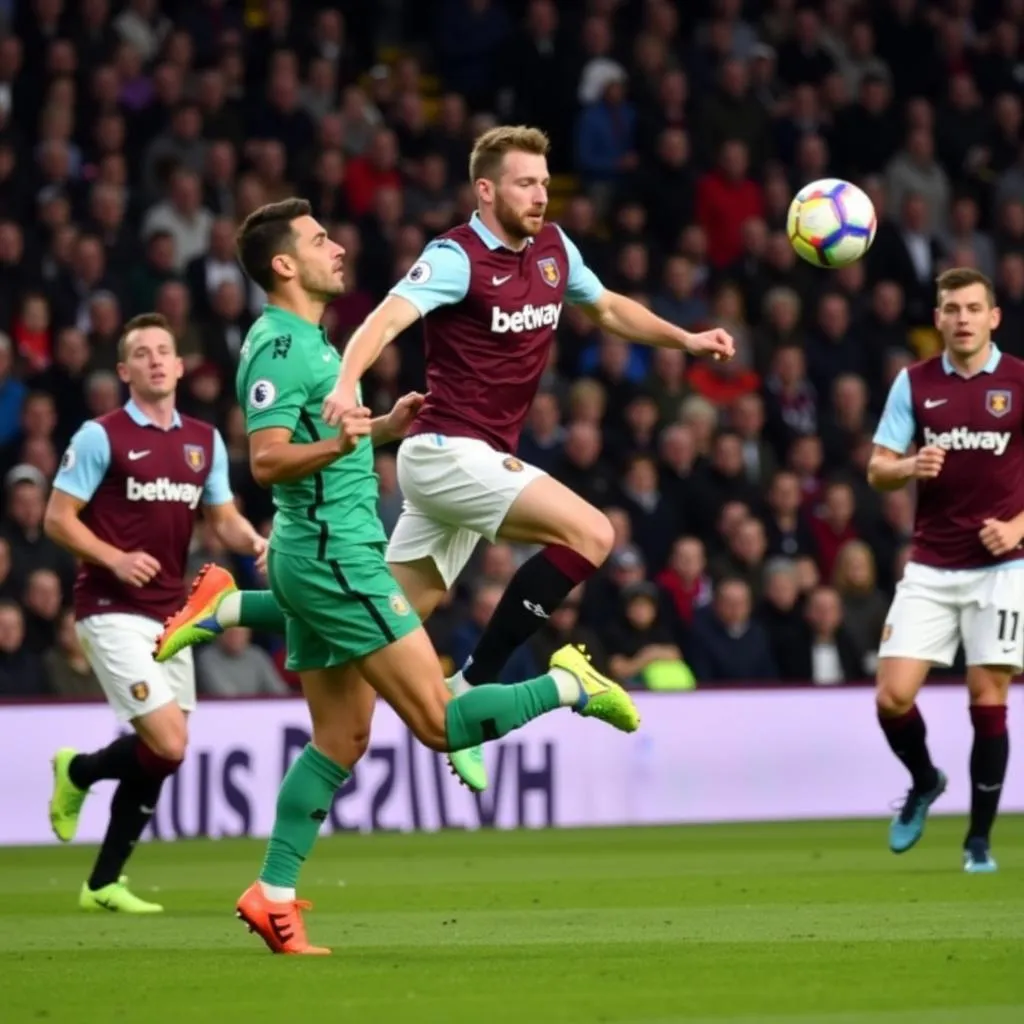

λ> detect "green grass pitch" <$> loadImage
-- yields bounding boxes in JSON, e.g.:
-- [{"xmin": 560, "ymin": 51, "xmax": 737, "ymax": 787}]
[{"xmin": 1, "ymin": 818, "xmax": 1022, "ymax": 1024}]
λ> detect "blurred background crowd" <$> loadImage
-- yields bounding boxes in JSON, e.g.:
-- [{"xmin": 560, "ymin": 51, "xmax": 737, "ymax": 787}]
[{"xmin": 1, "ymin": 0, "xmax": 1015, "ymax": 699}]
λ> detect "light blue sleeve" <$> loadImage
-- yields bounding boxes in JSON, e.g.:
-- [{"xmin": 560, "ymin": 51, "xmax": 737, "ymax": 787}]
[
  {"xmin": 52, "ymin": 421, "xmax": 111, "ymax": 502},
  {"xmin": 388, "ymin": 239, "xmax": 470, "ymax": 315},
  {"xmin": 202, "ymin": 430, "xmax": 234, "ymax": 506},
  {"xmin": 872, "ymin": 368, "xmax": 916, "ymax": 454},
  {"xmin": 555, "ymin": 225, "xmax": 606, "ymax": 305}
]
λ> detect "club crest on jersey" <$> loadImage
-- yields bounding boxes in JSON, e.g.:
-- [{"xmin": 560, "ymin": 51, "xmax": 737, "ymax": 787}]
[
  {"xmin": 986, "ymin": 390, "xmax": 1012, "ymax": 418},
  {"xmin": 184, "ymin": 444, "xmax": 206, "ymax": 472},
  {"xmin": 130, "ymin": 682, "xmax": 149, "ymax": 702},
  {"xmin": 537, "ymin": 257, "xmax": 560, "ymax": 288}
]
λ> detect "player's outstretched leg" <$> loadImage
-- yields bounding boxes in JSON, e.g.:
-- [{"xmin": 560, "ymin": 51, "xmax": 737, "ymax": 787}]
[
  {"xmin": 876, "ymin": 658, "xmax": 946, "ymax": 854},
  {"xmin": 363, "ymin": 631, "xmax": 640, "ymax": 760},
  {"xmin": 237, "ymin": 668, "xmax": 374, "ymax": 955},
  {"xmin": 455, "ymin": 479, "xmax": 613, "ymax": 692},
  {"xmin": 964, "ymin": 702, "xmax": 1009, "ymax": 874},
  {"xmin": 154, "ymin": 566, "xmax": 287, "ymax": 661}
]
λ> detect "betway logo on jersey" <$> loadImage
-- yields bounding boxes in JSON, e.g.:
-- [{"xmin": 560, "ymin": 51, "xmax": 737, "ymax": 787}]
[
  {"xmin": 923, "ymin": 426, "xmax": 1012, "ymax": 455},
  {"xmin": 126, "ymin": 476, "xmax": 203, "ymax": 509},
  {"xmin": 491, "ymin": 303, "xmax": 563, "ymax": 334}
]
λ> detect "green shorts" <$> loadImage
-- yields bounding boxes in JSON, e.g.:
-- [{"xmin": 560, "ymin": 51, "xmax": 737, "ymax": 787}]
[{"xmin": 267, "ymin": 544, "xmax": 420, "ymax": 672}]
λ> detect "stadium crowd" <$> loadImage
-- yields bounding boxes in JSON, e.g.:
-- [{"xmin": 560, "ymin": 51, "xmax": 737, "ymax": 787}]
[{"xmin": 0, "ymin": 0, "xmax": 1019, "ymax": 697}]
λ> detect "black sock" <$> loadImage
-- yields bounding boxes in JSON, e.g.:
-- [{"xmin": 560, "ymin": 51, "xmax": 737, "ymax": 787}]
[
  {"xmin": 967, "ymin": 705, "xmax": 1009, "ymax": 845},
  {"xmin": 463, "ymin": 544, "xmax": 598, "ymax": 685},
  {"xmin": 69, "ymin": 734, "xmax": 140, "ymax": 789},
  {"xmin": 88, "ymin": 773, "xmax": 166, "ymax": 891},
  {"xmin": 877, "ymin": 705, "xmax": 939, "ymax": 792}
]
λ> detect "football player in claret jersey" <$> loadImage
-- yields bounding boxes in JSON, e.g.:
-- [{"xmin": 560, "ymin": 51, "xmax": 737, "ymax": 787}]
[
  {"xmin": 319, "ymin": 125, "xmax": 733, "ymax": 789},
  {"xmin": 43, "ymin": 313, "xmax": 266, "ymax": 912},
  {"xmin": 869, "ymin": 267, "xmax": 1024, "ymax": 872}
]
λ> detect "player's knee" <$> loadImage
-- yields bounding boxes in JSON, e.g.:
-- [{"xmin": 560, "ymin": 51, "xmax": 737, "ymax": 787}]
[
  {"xmin": 875, "ymin": 682, "xmax": 914, "ymax": 717},
  {"xmin": 142, "ymin": 731, "xmax": 188, "ymax": 765},
  {"xmin": 563, "ymin": 510, "xmax": 614, "ymax": 565},
  {"xmin": 967, "ymin": 667, "xmax": 1012, "ymax": 705},
  {"xmin": 313, "ymin": 726, "xmax": 371, "ymax": 769}
]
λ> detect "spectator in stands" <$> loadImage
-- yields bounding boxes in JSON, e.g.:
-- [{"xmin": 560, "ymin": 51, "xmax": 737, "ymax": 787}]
[
  {"xmin": 655, "ymin": 536, "xmax": 713, "ymax": 630},
  {"xmin": 196, "ymin": 627, "xmax": 291, "ymax": 697},
  {"xmin": 832, "ymin": 540, "xmax": 888, "ymax": 676},
  {"xmin": 44, "ymin": 606, "xmax": 102, "ymax": 699},
  {"xmin": 0, "ymin": 599, "xmax": 46, "ymax": 696},
  {"xmin": 688, "ymin": 577, "xmax": 777, "ymax": 683},
  {"xmin": 793, "ymin": 585, "xmax": 864, "ymax": 685},
  {"xmin": 607, "ymin": 582, "xmax": 691, "ymax": 690}
]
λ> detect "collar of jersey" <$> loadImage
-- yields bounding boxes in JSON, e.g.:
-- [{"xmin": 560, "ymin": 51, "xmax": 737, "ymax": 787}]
[
  {"xmin": 941, "ymin": 344, "xmax": 1001, "ymax": 377},
  {"xmin": 262, "ymin": 304, "xmax": 330, "ymax": 343},
  {"xmin": 469, "ymin": 211, "xmax": 535, "ymax": 252},
  {"xmin": 125, "ymin": 399, "xmax": 181, "ymax": 430}
]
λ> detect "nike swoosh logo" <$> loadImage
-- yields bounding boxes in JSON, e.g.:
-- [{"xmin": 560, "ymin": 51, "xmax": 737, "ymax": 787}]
[
  {"xmin": 923, "ymin": 399, "xmax": 947, "ymax": 409},
  {"xmin": 127, "ymin": 450, "xmax": 150, "ymax": 460},
  {"xmin": 492, "ymin": 274, "xmax": 512, "ymax": 286}
]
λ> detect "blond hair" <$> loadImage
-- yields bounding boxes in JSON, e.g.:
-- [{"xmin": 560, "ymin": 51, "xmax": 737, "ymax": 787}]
[
  {"xmin": 936, "ymin": 267, "xmax": 996, "ymax": 306},
  {"xmin": 469, "ymin": 125, "xmax": 550, "ymax": 183},
  {"xmin": 832, "ymin": 540, "xmax": 877, "ymax": 594}
]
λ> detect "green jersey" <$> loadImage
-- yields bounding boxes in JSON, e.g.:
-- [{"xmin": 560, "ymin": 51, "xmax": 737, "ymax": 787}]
[{"xmin": 236, "ymin": 304, "xmax": 386, "ymax": 556}]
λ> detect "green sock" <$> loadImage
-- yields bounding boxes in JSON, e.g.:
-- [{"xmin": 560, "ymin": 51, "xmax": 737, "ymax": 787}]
[
  {"xmin": 259, "ymin": 744, "xmax": 350, "ymax": 888},
  {"xmin": 223, "ymin": 590, "xmax": 287, "ymax": 632},
  {"xmin": 444, "ymin": 675, "xmax": 562, "ymax": 750}
]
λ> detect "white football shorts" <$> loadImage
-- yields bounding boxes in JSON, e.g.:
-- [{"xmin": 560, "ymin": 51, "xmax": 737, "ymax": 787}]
[
  {"xmin": 76, "ymin": 612, "xmax": 196, "ymax": 723},
  {"xmin": 386, "ymin": 433, "xmax": 546, "ymax": 587},
  {"xmin": 878, "ymin": 560, "xmax": 1024, "ymax": 670}
]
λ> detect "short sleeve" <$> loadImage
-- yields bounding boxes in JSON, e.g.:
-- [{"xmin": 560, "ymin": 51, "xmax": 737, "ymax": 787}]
[
  {"xmin": 239, "ymin": 335, "xmax": 311, "ymax": 434},
  {"xmin": 202, "ymin": 429, "xmax": 234, "ymax": 506},
  {"xmin": 389, "ymin": 239, "xmax": 471, "ymax": 315},
  {"xmin": 555, "ymin": 225, "xmax": 606, "ymax": 305},
  {"xmin": 872, "ymin": 368, "xmax": 916, "ymax": 454},
  {"xmin": 52, "ymin": 421, "xmax": 111, "ymax": 502}
]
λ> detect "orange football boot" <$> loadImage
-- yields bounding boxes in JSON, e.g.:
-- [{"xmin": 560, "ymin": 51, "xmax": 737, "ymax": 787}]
[
  {"xmin": 152, "ymin": 563, "xmax": 237, "ymax": 663},
  {"xmin": 235, "ymin": 882, "xmax": 331, "ymax": 955}
]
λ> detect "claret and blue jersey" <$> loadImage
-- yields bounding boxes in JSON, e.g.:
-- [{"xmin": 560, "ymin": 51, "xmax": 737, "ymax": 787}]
[
  {"xmin": 873, "ymin": 345, "xmax": 1024, "ymax": 569},
  {"xmin": 388, "ymin": 213, "xmax": 607, "ymax": 454}
]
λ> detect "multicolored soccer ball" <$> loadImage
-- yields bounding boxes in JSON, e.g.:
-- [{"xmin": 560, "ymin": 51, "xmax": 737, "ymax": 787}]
[{"xmin": 786, "ymin": 178, "xmax": 877, "ymax": 268}]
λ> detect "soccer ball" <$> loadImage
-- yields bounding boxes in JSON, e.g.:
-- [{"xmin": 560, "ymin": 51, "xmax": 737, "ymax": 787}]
[{"xmin": 786, "ymin": 178, "xmax": 877, "ymax": 268}]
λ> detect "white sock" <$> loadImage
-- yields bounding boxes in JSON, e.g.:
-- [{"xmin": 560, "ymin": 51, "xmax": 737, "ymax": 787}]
[
  {"xmin": 214, "ymin": 591, "xmax": 241, "ymax": 628},
  {"xmin": 549, "ymin": 667, "xmax": 582, "ymax": 707},
  {"xmin": 259, "ymin": 881, "xmax": 295, "ymax": 902},
  {"xmin": 447, "ymin": 669, "xmax": 472, "ymax": 697}
]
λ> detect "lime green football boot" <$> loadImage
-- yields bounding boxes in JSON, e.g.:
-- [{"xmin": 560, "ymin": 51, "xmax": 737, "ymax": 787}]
[
  {"xmin": 49, "ymin": 747, "xmax": 88, "ymax": 843},
  {"xmin": 550, "ymin": 645, "xmax": 641, "ymax": 733},
  {"xmin": 80, "ymin": 876, "xmax": 164, "ymax": 913}
]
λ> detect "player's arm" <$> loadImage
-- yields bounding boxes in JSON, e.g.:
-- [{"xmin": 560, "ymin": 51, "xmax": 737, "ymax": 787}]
[
  {"xmin": 866, "ymin": 369, "xmax": 943, "ymax": 491},
  {"xmin": 202, "ymin": 430, "xmax": 265, "ymax": 555},
  {"xmin": 44, "ymin": 423, "xmax": 161, "ymax": 586},
  {"xmin": 243, "ymin": 342, "xmax": 370, "ymax": 486},
  {"xmin": 557, "ymin": 225, "xmax": 733, "ymax": 360},
  {"xmin": 324, "ymin": 241, "xmax": 470, "ymax": 425}
]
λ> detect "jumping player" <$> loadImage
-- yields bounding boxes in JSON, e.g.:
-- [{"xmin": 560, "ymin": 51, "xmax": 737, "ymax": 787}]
[
  {"xmin": 869, "ymin": 267, "xmax": 1022, "ymax": 872},
  {"xmin": 224, "ymin": 198, "xmax": 638, "ymax": 954},
  {"xmin": 155, "ymin": 125, "xmax": 733, "ymax": 793},
  {"xmin": 44, "ymin": 313, "xmax": 266, "ymax": 911}
]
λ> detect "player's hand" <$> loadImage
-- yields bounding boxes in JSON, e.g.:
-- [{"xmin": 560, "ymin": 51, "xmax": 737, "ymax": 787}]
[
  {"xmin": 683, "ymin": 328, "xmax": 735, "ymax": 362},
  {"xmin": 384, "ymin": 391, "xmax": 427, "ymax": 441},
  {"xmin": 111, "ymin": 551, "xmax": 161, "ymax": 588},
  {"xmin": 321, "ymin": 385, "xmax": 358, "ymax": 428},
  {"xmin": 911, "ymin": 445, "xmax": 946, "ymax": 480},
  {"xmin": 338, "ymin": 406, "xmax": 373, "ymax": 454},
  {"xmin": 252, "ymin": 536, "xmax": 269, "ymax": 576},
  {"xmin": 979, "ymin": 518, "xmax": 1024, "ymax": 557}
]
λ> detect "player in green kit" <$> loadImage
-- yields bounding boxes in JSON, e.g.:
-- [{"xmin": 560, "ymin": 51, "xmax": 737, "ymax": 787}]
[{"xmin": 224, "ymin": 199, "xmax": 639, "ymax": 955}]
